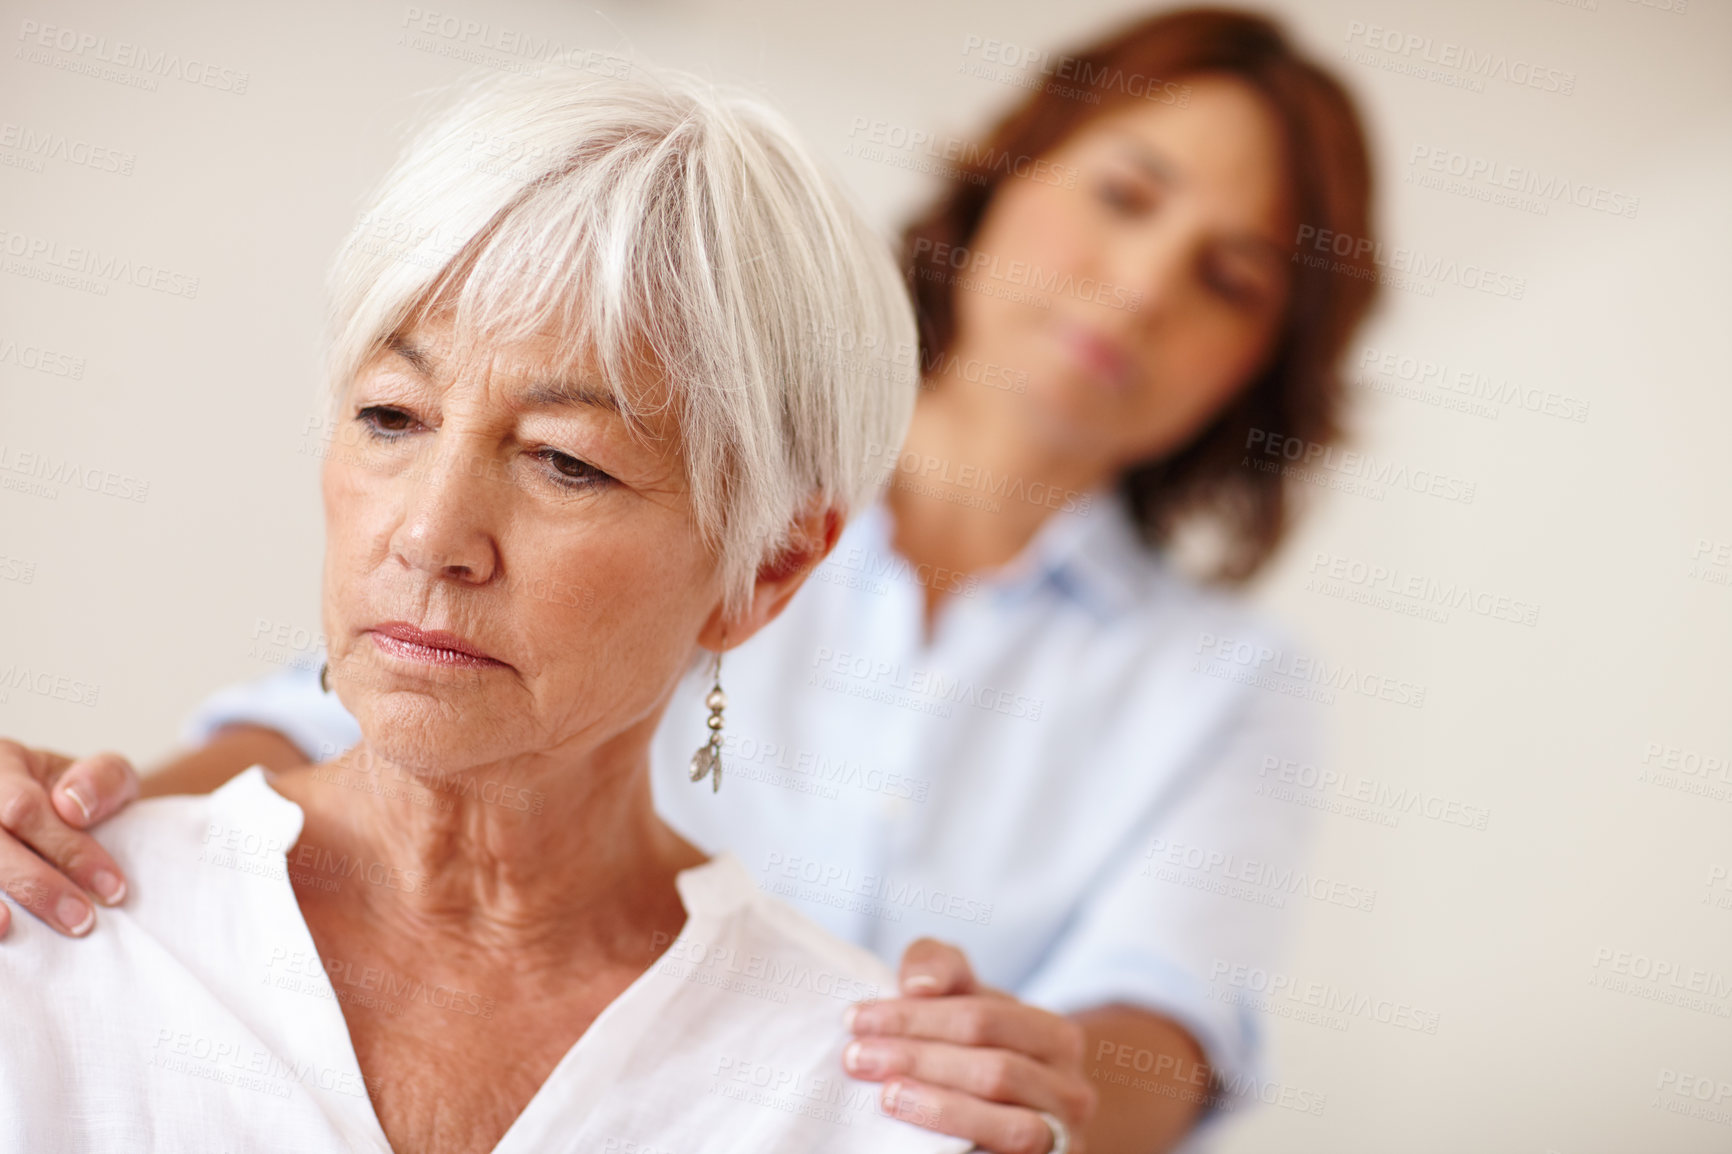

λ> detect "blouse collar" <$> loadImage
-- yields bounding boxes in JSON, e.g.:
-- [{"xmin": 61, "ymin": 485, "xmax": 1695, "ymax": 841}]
[{"xmin": 850, "ymin": 488, "xmax": 1160, "ymax": 621}]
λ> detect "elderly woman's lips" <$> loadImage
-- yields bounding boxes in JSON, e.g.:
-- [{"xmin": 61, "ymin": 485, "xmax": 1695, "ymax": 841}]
[{"xmin": 368, "ymin": 622, "xmax": 505, "ymax": 668}]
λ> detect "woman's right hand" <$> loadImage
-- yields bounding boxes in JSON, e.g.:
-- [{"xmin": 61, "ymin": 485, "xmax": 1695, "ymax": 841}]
[{"xmin": 0, "ymin": 739, "xmax": 138, "ymax": 938}]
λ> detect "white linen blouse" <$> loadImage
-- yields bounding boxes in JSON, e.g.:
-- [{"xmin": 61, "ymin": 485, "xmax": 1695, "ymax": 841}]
[
  {"xmin": 0, "ymin": 767, "xmax": 973, "ymax": 1154},
  {"xmin": 187, "ymin": 492, "xmax": 1320, "ymax": 1127}
]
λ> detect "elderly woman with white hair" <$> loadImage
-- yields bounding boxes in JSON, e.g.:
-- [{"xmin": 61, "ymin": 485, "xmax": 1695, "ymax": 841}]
[{"xmin": 0, "ymin": 70, "xmax": 975, "ymax": 1153}]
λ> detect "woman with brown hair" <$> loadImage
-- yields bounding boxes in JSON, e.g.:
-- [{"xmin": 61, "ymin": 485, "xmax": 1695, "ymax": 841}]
[{"xmin": 0, "ymin": 9, "xmax": 1377, "ymax": 1153}]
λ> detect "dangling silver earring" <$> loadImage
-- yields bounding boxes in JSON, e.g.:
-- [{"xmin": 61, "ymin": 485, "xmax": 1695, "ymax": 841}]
[
  {"xmin": 688, "ymin": 650, "xmax": 725, "ymax": 793},
  {"xmin": 319, "ymin": 661, "xmax": 332, "ymax": 693}
]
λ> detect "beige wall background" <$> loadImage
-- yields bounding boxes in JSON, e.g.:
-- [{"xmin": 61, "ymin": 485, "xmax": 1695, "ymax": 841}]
[{"xmin": 3, "ymin": 0, "xmax": 1728, "ymax": 1149}]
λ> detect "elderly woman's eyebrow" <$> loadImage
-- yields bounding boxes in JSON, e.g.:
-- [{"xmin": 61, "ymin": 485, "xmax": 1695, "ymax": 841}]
[
  {"xmin": 386, "ymin": 334, "xmax": 434, "ymax": 375},
  {"xmin": 523, "ymin": 378, "xmax": 621, "ymax": 413},
  {"xmin": 384, "ymin": 334, "xmax": 618, "ymax": 412}
]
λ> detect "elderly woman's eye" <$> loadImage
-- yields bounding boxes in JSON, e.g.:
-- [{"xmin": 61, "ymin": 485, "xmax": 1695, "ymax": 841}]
[
  {"xmin": 356, "ymin": 405, "xmax": 419, "ymax": 437},
  {"xmin": 536, "ymin": 448, "xmax": 612, "ymax": 490}
]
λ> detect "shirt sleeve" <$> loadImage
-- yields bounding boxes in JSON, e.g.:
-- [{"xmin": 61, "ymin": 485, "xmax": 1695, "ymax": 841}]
[
  {"xmin": 1015, "ymin": 677, "xmax": 1322, "ymax": 1128},
  {"xmin": 179, "ymin": 658, "xmax": 362, "ymax": 762}
]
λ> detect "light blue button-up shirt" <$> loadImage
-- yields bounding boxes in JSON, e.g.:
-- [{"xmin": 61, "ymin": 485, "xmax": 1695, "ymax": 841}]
[{"xmin": 186, "ymin": 492, "xmax": 1317, "ymax": 1120}]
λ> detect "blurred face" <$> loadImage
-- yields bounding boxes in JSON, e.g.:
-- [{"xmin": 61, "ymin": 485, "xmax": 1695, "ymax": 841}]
[
  {"xmin": 319, "ymin": 314, "xmax": 719, "ymax": 779},
  {"xmin": 949, "ymin": 74, "xmax": 1296, "ymax": 470}
]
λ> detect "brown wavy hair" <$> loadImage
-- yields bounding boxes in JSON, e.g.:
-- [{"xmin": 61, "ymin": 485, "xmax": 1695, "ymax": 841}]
[{"xmin": 903, "ymin": 7, "xmax": 1378, "ymax": 582}]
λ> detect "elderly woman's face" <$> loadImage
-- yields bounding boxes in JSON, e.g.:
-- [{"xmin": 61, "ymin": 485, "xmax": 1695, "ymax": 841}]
[{"xmin": 319, "ymin": 315, "xmax": 716, "ymax": 776}]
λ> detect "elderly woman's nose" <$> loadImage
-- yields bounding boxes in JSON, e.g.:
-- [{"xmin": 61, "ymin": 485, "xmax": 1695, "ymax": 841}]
[{"xmin": 389, "ymin": 444, "xmax": 501, "ymax": 583}]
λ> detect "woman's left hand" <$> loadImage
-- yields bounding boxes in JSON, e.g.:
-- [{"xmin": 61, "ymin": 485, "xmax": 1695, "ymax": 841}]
[{"xmin": 844, "ymin": 938, "xmax": 1098, "ymax": 1154}]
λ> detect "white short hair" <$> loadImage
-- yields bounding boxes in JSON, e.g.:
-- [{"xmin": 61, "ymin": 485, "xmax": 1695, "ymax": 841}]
[{"xmin": 325, "ymin": 68, "xmax": 917, "ymax": 614}]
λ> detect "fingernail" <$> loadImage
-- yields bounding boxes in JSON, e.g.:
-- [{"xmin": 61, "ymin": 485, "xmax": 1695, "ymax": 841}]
[
  {"xmin": 57, "ymin": 895, "xmax": 94, "ymax": 935},
  {"xmin": 882, "ymin": 1080, "xmax": 901, "ymax": 1113},
  {"xmin": 844, "ymin": 1004, "xmax": 862, "ymax": 1031},
  {"xmin": 844, "ymin": 1040, "xmax": 886, "ymax": 1076},
  {"xmin": 904, "ymin": 973, "xmax": 941, "ymax": 994},
  {"xmin": 61, "ymin": 784, "xmax": 94, "ymax": 824},
  {"xmin": 91, "ymin": 870, "xmax": 126, "ymax": 905}
]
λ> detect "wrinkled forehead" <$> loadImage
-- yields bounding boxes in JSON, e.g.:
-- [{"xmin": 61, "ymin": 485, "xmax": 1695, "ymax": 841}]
[{"xmin": 347, "ymin": 287, "xmax": 673, "ymax": 439}]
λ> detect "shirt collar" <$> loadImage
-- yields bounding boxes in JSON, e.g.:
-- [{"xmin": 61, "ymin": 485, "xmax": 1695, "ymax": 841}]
[
  {"xmin": 847, "ymin": 489, "xmax": 1157, "ymax": 620},
  {"xmin": 992, "ymin": 487, "xmax": 1154, "ymax": 617},
  {"xmin": 674, "ymin": 851, "xmax": 755, "ymax": 918}
]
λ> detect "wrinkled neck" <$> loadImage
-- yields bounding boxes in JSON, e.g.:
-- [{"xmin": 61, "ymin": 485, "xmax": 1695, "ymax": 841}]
[{"xmin": 270, "ymin": 741, "xmax": 706, "ymax": 965}]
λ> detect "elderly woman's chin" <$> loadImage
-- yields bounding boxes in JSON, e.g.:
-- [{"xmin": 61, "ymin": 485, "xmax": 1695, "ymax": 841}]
[{"xmin": 326, "ymin": 643, "xmax": 527, "ymax": 779}]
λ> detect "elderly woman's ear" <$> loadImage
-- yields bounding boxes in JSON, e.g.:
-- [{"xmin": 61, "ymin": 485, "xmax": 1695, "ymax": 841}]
[{"xmin": 698, "ymin": 503, "xmax": 844, "ymax": 650}]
